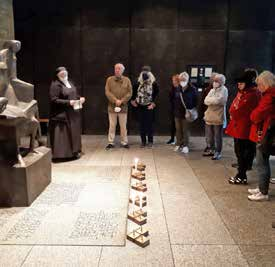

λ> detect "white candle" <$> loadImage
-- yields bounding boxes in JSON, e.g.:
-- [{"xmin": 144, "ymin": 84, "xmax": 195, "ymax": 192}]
[
  {"xmin": 139, "ymin": 194, "xmax": 142, "ymax": 210},
  {"xmin": 131, "ymin": 192, "xmax": 136, "ymax": 212},
  {"xmin": 134, "ymin": 158, "xmax": 139, "ymax": 171}
]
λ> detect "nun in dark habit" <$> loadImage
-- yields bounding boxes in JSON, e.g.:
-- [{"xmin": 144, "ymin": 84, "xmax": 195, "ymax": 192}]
[{"xmin": 48, "ymin": 67, "xmax": 85, "ymax": 161}]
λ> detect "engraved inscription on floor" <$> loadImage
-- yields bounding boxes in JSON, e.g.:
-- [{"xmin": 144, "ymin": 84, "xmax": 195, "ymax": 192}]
[
  {"xmin": 70, "ymin": 211, "xmax": 119, "ymax": 240},
  {"xmin": 32, "ymin": 183, "xmax": 86, "ymax": 207},
  {"xmin": 0, "ymin": 167, "xmax": 130, "ymax": 246}
]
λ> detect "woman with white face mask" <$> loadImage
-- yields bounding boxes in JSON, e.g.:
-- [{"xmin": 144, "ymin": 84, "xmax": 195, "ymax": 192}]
[
  {"xmin": 201, "ymin": 72, "xmax": 218, "ymax": 155},
  {"xmin": 171, "ymin": 72, "xmax": 198, "ymax": 154},
  {"xmin": 48, "ymin": 66, "xmax": 85, "ymax": 161},
  {"xmin": 204, "ymin": 73, "xmax": 228, "ymax": 160},
  {"xmin": 131, "ymin": 66, "xmax": 159, "ymax": 148}
]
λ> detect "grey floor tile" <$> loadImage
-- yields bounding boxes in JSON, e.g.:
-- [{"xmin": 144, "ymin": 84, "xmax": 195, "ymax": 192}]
[
  {"xmin": 209, "ymin": 193, "xmax": 275, "ymax": 245},
  {"xmin": 239, "ymin": 245, "xmax": 275, "ymax": 267},
  {"xmin": 162, "ymin": 193, "xmax": 234, "ymax": 245},
  {"xmin": 99, "ymin": 243, "xmax": 174, "ymax": 267},
  {"xmin": 0, "ymin": 245, "xmax": 32, "ymax": 267},
  {"xmin": 172, "ymin": 244, "xmax": 248, "ymax": 267},
  {"xmin": 184, "ymin": 151, "xmax": 275, "ymax": 245},
  {"xmin": 22, "ymin": 246, "xmax": 101, "ymax": 267}
]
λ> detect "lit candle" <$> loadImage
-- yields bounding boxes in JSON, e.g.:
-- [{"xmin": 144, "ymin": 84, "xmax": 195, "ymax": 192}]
[
  {"xmin": 139, "ymin": 193, "xmax": 142, "ymax": 210},
  {"xmin": 134, "ymin": 158, "xmax": 139, "ymax": 172},
  {"xmin": 131, "ymin": 192, "xmax": 136, "ymax": 213}
]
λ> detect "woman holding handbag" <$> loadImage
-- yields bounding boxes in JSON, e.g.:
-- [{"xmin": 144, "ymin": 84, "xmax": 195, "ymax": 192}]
[
  {"xmin": 171, "ymin": 72, "xmax": 198, "ymax": 154},
  {"xmin": 248, "ymin": 71, "xmax": 275, "ymax": 201}
]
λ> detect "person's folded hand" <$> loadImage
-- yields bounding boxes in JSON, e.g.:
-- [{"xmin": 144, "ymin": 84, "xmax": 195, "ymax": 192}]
[
  {"xmin": 70, "ymin": 100, "xmax": 76, "ymax": 106},
  {"xmin": 116, "ymin": 99, "xmax": 122, "ymax": 106},
  {"xmin": 131, "ymin": 100, "xmax": 138, "ymax": 107}
]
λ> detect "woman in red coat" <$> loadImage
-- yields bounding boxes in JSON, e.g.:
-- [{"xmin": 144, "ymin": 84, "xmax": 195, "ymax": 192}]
[
  {"xmin": 226, "ymin": 71, "xmax": 261, "ymax": 184},
  {"xmin": 248, "ymin": 71, "xmax": 275, "ymax": 201}
]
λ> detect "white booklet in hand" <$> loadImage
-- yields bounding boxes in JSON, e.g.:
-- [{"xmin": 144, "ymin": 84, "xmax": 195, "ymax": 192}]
[{"xmin": 73, "ymin": 100, "xmax": 83, "ymax": 110}]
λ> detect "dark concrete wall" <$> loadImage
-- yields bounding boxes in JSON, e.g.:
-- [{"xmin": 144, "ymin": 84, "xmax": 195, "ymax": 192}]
[{"xmin": 13, "ymin": 0, "xmax": 275, "ymax": 134}]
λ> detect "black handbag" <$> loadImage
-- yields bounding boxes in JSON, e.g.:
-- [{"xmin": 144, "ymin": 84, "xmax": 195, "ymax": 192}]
[
  {"xmin": 179, "ymin": 92, "xmax": 198, "ymax": 122},
  {"xmin": 259, "ymin": 119, "xmax": 275, "ymax": 155}
]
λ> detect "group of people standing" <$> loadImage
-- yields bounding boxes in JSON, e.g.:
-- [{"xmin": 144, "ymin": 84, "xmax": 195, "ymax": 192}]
[
  {"xmin": 226, "ymin": 70, "xmax": 275, "ymax": 201},
  {"xmin": 105, "ymin": 64, "xmax": 159, "ymax": 149},
  {"xmin": 47, "ymin": 64, "xmax": 275, "ymax": 202},
  {"xmin": 168, "ymin": 72, "xmax": 228, "ymax": 159}
]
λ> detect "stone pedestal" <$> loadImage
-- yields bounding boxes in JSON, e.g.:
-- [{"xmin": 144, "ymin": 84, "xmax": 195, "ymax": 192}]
[{"xmin": 0, "ymin": 146, "xmax": 52, "ymax": 207}]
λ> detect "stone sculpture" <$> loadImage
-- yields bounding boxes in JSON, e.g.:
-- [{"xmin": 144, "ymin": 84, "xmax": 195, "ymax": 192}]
[
  {"xmin": 0, "ymin": 40, "xmax": 51, "ymax": 207},
  {"xmin": 0, "ymin": 40, "xmax": 40, "ymax": 166}
]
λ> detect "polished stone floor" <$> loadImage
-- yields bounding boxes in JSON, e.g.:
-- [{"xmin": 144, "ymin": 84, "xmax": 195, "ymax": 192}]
[{"xmin": 0, "ymin": 135, "xmax": 274, "ymax": 267}]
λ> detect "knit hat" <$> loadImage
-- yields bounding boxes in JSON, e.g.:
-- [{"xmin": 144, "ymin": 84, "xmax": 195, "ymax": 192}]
[
  {"xmin": 245, "ymin": 69, "xmax": 258, "ymax": 86},
  {"xmin": 141, "ymin": 66, "xmax": 151, "ymax": 72},
  {"xmin": 236, "ymin": 71, "xmax": 256, "ymax": 87}
]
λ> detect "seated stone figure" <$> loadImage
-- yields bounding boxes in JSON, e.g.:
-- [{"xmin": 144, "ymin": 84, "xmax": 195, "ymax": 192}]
[
  {"xmin": 0, "ymin": 41, "xmax": 37, "ymax": 116},
  {"xmin": 0, "ymin": 40, "xmax": 40, "ymax": 165}
]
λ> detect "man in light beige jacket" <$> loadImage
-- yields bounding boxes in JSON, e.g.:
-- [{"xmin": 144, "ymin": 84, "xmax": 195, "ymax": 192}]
[{"xmin": 105, "ymin": 63, "xmax": 132, "ymax": 150}]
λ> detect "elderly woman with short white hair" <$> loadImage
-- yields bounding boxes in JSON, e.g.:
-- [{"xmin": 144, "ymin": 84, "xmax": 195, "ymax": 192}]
[
  {"xmin": 248, "ymin": 71, "xmax": 275, "ymax": 201},
  {"xmin": 204, "ymin": 73, "xmax": 228, "ymax": 160},
  {"xmin": 171, "ymin": 71, "xmax": 198, "ymax": 154}
]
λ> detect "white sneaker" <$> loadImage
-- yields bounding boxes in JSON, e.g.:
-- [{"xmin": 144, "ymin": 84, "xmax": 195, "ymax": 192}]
[
  {"xmin": 174, "ymin": 146, "xmax": 180, "ymax": 152},
  {"xmin": 248, "ymin": 192, "xmax": 269, "ymax": 201},
  {"xmin": 181, "ymin": 146, "xmax": 189, "ymax": 154},
  {"xmin": 248, "ymin": 188, "xmax": 260, "ymax": 195}
]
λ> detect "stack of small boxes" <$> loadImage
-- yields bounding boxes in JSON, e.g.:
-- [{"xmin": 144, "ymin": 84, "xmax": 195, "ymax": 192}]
[{"xmin": 127, "ymin": 159, "xmax": 150, "ymax": 247}]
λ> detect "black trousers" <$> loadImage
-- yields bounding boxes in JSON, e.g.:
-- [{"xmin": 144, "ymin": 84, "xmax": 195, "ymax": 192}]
[
  {"xmin": 138, "ymin": 105, "xmax": 155, "ymax": 144},
  {"xmin": 234, "ymin": 138, "xmax": 256, "ymax": 178},
  {"xmin": 169, "ymin": 112, "xmax": 176, "ymax": 140}
]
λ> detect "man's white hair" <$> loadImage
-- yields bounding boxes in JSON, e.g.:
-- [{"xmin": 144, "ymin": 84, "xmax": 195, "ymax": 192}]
[{"xmin": 115, "ymin": 63, "xmax": 125, "ymax": 73}]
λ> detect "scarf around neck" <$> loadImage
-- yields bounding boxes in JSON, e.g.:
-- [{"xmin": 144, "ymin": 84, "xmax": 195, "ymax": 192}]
[{"xmin": 136, "ymin": 72, "xmax": 156, "ymax": 106}]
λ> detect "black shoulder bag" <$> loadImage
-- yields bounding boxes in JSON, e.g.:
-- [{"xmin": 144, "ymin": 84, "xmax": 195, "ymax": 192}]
[{"xmin": 259, "ymin": 119, "xmax": 275, "ymax": 155}]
